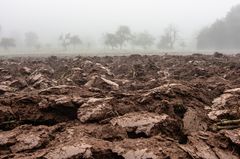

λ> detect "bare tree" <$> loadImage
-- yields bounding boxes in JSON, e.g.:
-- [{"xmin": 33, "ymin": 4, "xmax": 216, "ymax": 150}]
[
  {"xmin": 157, "ymin": 25, "xmax": 178, "ymax": 49},
  {"xmin": 0, "ymin": 38, "xmax": 16, "ymax": 50},
  {"xmin": 69, "ymin": 35, "xmax": 82, "ymax": 49},
  {"xmin": 157, "ymin": 35, "xmax": 171, "ymax": 49},
  {"xmin": 131, "ymin": 31, "xmax": 155, "ymax": 49},
  {"xmin": 25, "ymin": 32, "xmax": 39, "ymax": 48},
  {"xmin": 59, "ymin": 33, "xmax": 82, "ymax": 50},
  {"xmin": 104, "ymin": 33, "xmax": 118, "ymax": 49},
  {"xmin": 59, "ymin": 33, "xmax": 71, "ymax": 49},
  {"xmin": 115, "ymin": 25, "xmax": 132, "ymax": 49}
]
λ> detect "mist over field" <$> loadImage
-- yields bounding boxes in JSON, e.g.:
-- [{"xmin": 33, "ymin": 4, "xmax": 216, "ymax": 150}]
[
  {"xmin": 0, "ymin": 0, "xmax": 240, "ymax": 55},
  {"xmin": 2, "ymin": 1, "xmax": 240, "ymax": 158}
]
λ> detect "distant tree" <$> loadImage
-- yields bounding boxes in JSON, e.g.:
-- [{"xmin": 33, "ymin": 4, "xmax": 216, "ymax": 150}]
[
  {"xmin": 197, "ymin": 4, "xmax": 240, "ymax": 49},
  {"xmin": 157, "ymin": 25, "xmax": 178, "ymax": 50},
  {"xmin": 25, "ymin": 32, "xmax": 39, "ymax": 48},
  {"xmin": 0, "ymin": 38, "xmax": 16, "ymax": 50},
  {"xmin": 69, "ymin": 35, "xmax": 82, "ymax": 48},
  {"xmin": 131, "ymin": 31, "xmax": 155, "ymax": 49},
  {"xmin": 115, "ymin": 25, "xmax": 132, "ymax": 49},
  {"xmin": 197, "ymin": 20, "xmax": 227, "ymax": 49},
  {"xmin": 157, "ymin": 35, "xmax": 171, "ymax": 49},
  {"xmin": 59, "ymin": 33, "xmax": 82, "ymax": 49},
  {"xmin": 104, "ymin": 33, "xmax": 119, "ymax": 49},
  {"xmin": 59, "ymin": 33, "xmax": 71, "ymax": 49}
]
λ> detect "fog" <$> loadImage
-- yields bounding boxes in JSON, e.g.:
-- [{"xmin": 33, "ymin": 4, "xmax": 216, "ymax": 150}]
[{"xmin": 0, "ymin": 0, "xmax": 240, "ymax": 53}]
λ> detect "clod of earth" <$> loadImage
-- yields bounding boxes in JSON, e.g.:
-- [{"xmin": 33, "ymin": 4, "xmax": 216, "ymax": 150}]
[
  {"xmin": 44, "ymin": 143, "xmax": 92, "ymax": 159},
  {"xmin": 77, "ymin": 97, "xmax": 113, "ymax": 123},
  {"xmin": 0, "ymin": 85, "xmax": 12, "ymax": 95},
  {"xmin": 110, "ymin": 111, "xmax": 178, "ymax": 137}
]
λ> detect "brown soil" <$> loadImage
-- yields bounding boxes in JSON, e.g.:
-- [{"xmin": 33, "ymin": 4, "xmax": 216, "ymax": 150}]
[{"xmin": 0, "ymin": 54, "xmax": 240, "ymax": 159}]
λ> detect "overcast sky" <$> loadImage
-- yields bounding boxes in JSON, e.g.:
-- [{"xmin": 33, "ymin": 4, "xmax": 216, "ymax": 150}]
[{"xmin": 0, "ymin": 0, "xmax": 239, "ymax": 43}]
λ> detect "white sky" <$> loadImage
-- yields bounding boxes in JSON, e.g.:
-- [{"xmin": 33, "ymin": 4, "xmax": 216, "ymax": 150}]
[{"xmin": 0, "ymin": 0, "xmax": 239, "ymax": 43}]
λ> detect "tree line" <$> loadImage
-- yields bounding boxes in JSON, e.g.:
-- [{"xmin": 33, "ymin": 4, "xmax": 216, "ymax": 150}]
[
  {"xmin": 0, "ymin": 24, "xmax": 182, "ymax": 51},
  {"xmin": 103, "ymin": 25, "xmax": 182, "ymax": 50},
  {"xmin": 1, "ymin": 3, "xmax": 240, "ymax": 51},
  {"xmin": 197, "ymin": 4, "xmax": 240, "ymax": 49},
  {"xmin": 0, "ymin": 30, "xmax": 83, "ymax": 50}
]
